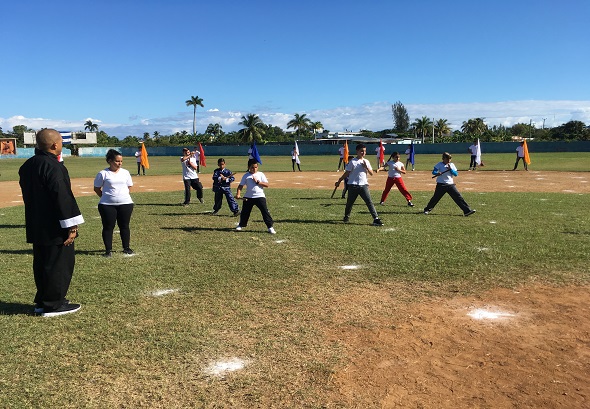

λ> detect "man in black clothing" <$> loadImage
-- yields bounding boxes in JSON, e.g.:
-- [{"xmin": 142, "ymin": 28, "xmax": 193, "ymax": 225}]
[{"xmin": 19, "ymin": 129, "xmax": 85, "ymax": 317}]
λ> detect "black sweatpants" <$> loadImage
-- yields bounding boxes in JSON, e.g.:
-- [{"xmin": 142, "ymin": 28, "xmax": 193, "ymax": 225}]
[
  {"xmin": 33, "ymin": 242, "xmax": 75, "ymax": 310},
  {"xmin": 238, "ymin": 197, "xmax": 273, "ymax": 228},
  {"xmin": 98, "ymin": 203, "xmax": 134, "ymax": 251},
  {"xmin": 425, "ymin": 183, "xmax": 471, "ymax": 214}
]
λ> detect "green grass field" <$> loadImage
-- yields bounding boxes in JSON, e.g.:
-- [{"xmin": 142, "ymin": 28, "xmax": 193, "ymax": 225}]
[
  {"xmin": 0, "ymin": 157, "xmax": 589, "ymax": 406},
  {"xmin": 1, "ymin": 151, "xmax": 589, "ymax": 181}
]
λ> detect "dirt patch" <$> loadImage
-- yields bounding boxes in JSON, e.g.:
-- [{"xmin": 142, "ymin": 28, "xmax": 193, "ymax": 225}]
[
  {"xmin": 1, "ymin": 170, "xmax": 587, "ymax": 208},
  {"xmin": 326, "ymin": 283, "xmax": 590, "ymax": 408},
  {"xmin": 2, "ymin": 170, "xmax": 589, "ymax": 408}
]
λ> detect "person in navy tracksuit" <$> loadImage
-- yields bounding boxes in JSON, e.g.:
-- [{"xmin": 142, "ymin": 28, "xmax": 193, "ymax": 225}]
[{"xmin": 212, "ymin": 158, "xmax": 240, "ymax": 216}]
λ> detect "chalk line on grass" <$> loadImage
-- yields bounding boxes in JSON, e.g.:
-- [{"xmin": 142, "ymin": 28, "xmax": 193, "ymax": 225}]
[
  {"xmin": 204, "ymin": 358, "xmax": 249, "ymax": 377},
  {"xmin": 149, "ymin": 289, "xmax": 179, "ymax": 297},
  {"xmin": 340, "ymin": 265, "xmax": 360, "ymax": 270}
]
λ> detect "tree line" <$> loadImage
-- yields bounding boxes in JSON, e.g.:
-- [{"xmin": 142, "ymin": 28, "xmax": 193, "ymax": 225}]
[{"xmin": 2, "ymin": 98, "xmax": 588, "ymax": 149}]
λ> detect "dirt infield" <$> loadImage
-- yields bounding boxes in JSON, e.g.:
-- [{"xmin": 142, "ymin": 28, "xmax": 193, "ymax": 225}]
[
  {"xmin": 1, "ymin": 170, "xmax": 587, "ymax": 208},
  {"xmin": 2, "ymin": 170, "xmax": 589, "ymax": 408}
]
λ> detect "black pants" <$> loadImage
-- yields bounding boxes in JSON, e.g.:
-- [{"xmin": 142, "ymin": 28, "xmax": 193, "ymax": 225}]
[
  {"xmin": 469, "ymin": 155, "xmax": 477, "ymax": 168},
  {"xmin": 239, "ymin": 197, "xmax": 273, "ymax": 228},
  {"xmin": 137, "ymin": 162, "xmax": 145, "ymax": 175},
  {"xmin": 98, "ymin": 203, "xmax": 134, "ymax": 251},
  {"xmin": 344, "ymin": 185, "xmax": 378, "ymax": 219},
  {"xmin": 292, "ymin": 159, "xmax": 301, "ymax": 171},
  {"xmin": 183, "ymin": 179, "xmax": 203, "ymax": 204},
  {"xmin": 33, "ymin": 242, "xmax": 75, "ymax": 310},
  {"xmin": 425, "ymin": 183, "xmax": 471, "ymax": 214},
  {"xmin": 514, "ymin": 156, "xmax": 528, "ymax": 170}
]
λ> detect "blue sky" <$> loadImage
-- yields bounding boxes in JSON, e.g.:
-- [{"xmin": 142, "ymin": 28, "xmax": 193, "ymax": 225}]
[{"xmin": 1, "ymin": 0, "xmax": 589, "ymax": 137}]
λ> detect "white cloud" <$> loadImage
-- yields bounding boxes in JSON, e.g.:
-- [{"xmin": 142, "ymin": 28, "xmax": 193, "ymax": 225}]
[{"xmin": 2, "ymin": 100, "xmax": 589, "ymax": 137}]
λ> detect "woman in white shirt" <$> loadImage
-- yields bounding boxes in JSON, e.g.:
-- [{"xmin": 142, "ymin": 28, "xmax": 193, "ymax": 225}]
[{"xmin": 94, "ymin": 149, "xmax": 135, "ymax": 257}]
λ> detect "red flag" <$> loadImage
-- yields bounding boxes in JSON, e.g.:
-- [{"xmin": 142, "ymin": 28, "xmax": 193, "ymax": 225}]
[
  {"xmin": 379, "ymin": 139, "xmax": 385, "ymax": 165},
  {"xmin": 343, "ymin": 140, "xmax": 349, "ymax": 164},
  {"xmin": 198, "ymin": 142, "xmax": 206, "ymax": 167}
]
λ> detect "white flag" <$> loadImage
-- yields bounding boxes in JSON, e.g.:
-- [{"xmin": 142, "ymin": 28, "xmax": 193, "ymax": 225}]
[{"xmin": 475, "ymin": 138, "xmax": 482, "ymax": 165}]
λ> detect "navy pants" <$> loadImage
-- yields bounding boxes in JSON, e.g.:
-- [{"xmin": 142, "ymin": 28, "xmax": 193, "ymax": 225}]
[{"xmin": 213, "ymin": 187, "xmax": 239, "ymax": 213}]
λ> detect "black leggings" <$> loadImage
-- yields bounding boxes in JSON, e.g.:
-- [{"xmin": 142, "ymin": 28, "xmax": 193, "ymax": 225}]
[{"xmin": 98, "ymin": 203, "xmax": 134, "ymax": 251}]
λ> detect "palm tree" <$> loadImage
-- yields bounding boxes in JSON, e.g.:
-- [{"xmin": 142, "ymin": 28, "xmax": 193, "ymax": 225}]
[
  {"xmin": 412, "ymin": 116, "xmax": 433, "ymax": 142},
  {"xmin": 185, "ymin": 95, "xmax": 204, "ymax": 135},
  {"xmin": 434, "ymin": 118, "xmax": 451, "ymax": 139},
  {"xmin": 206, "ymin": 123, "xmax": 223, "ymax": 137},
  {"xmin": 461, "ymin": 118, "xmax": 487, "ymax": 137},
  {"xmin": 84, "ymin": 120, "xmax": 99, "ymax": 132},
  {"xmin": 310, "ymin": 121, "xmax": 323, "ymax": 137},
  {"xmin": 238, "ymin": 114, "xmax": 265, "ymax": 143},
  {"xmin": 287, "ymin": 113, "xmax": 312, "ymax": 139}
]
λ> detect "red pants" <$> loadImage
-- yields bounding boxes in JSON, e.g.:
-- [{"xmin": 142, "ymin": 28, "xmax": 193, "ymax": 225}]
[{"xmin": 380, "ymin": 177, "xmax": 412, "ymax": 203}]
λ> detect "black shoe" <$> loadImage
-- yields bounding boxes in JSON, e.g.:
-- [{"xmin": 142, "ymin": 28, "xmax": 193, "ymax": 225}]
[
  {"xmin": 372, "ymin": 218, "xmax": 384, "ymax": 226},
  {"xmin": 407, "ymin": 201, "xmax": 415, "ymax": 207},
  {"xmin": 198, "ymin": 198, "xmax": 204, "ymax": 204},
  {"xmin": 464, "ymin": 209, "xmax": 476, "ymax": 217},
  {"xmin": 42, "ymin": 303, "xmax": 81, "ymax": 317},
  {"xmin": 343, "ymin": 216, "xmax": 350, "ymax": 223},
  {"xmin": 123, "ymin": 248, "xmax": 135, "ymax": 255},
  {"xmin": 233, "ymin": 211, "xmax": 241, "ymax": 217},
  {"xmin": 102, "ymin": 251, "xmax": 112, "ymax": 258}
]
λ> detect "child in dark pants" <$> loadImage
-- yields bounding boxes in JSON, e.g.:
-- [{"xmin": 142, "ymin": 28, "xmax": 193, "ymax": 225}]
[
  {"xmin": 424, "ymin": 152, "xmax": 476, "ymax": 217},
  {"xmin": 212, "ymin": 158, "xmax": 240, "ymax": 216},
  {"xmin": 235, "ymin": 159, "xmax": 276, "ymax": 234}
]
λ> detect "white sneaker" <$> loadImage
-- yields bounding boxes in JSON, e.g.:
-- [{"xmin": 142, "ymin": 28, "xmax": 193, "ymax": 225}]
[
  {"xmin": 268, "ymin": 227, "xmax": 276, "ymax": 234},
  {"xmin": 235, "ymin": 226, "xmax": 243, "ymax": 231}
]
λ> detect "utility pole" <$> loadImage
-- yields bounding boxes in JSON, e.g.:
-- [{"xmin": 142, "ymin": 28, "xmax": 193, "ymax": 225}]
[{"xmin": 432, "ymin": 118, "xmax": 435, "ymax": 143}]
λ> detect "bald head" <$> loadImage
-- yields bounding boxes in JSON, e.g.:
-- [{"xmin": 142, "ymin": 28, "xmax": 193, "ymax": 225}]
[{"xmin": 36, "ymin": 129, "xmax": 62, "ymax": 153}]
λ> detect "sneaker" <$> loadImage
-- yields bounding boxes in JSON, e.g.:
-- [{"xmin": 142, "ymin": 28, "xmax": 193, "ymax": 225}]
[
  {"xmin": 42, "ymin": 303, "xmax": 81, "ymax": 317},
  {"xmin": 407, "ymin": 201, "xmax": 415, "ymax": 207},
  {"xmin": 423, "ymin": 209, "xmax": 430, "ymax": 215},
  {"xmin": 235, "ymin": 226, "xmax": 243, "ymax": 231},
  {"xmin": 211, "ymin": 211, "xmax": 218, "ymax": 215},
  {"xmin": 343, "ymin": 216, "xmax": 349, "ymax": 223},
  {"xmin": 233, "ymin": 211, "xmax": 241, "ymax": 217},
  {"xmin": 33, "ymin": 305, "xmax": 44, "ymax": 314},
  {"xmin": 182, "ymin": 203, "xmax": 190, "ymax": 207},
  {"xmin": 123, "ymin": 248, "xmax": 135, "ymax": 255},
  {"xmin": 268, "ymin": 227, "xmax": 276, "ymax": 234},
  {"xmin": 464, "ymin": 209, "xmax": 477, "ymax": 217},
  {"xmin": 372, "ymin": 218, "xmax": 384, "ymax": 226},
  {"xmin": 198, "ymin": 198, "xmax": 204, "ymax": 204},
  {"xmin": 379, "ymin": 202, "xmax": 385, "ymax": 206},
  {"xmin": 102, "ymin": 251, "xmax": 112, "ymax": 258}
]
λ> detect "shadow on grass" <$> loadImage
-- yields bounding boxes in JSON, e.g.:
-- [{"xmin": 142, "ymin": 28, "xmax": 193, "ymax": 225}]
[
  {"xmin": 161, "ymin": 226, "xmax": 236, "ymax": 233},
  {"xmin": 0, "ymin": 249, "xmax": 31, "ymax": 254},
  {"xmin": 134, "ymin": 203, "xmax": 186, "ymax": 207},
  {"xmin": 0, "ymin": 224, "xmax": 26, "ymax": 229},
  {"xmin": 0, "ymin": 301, "xmax": 35, "ymax": 316}
]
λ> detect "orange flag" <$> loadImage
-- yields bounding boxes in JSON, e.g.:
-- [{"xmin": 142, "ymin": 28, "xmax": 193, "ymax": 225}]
[
  {"xmin": 523, "ymin": 139, "xmax": 531, "ymax": 165},
  {"xmin": 140, "ymin": 143, "xmax": 150, "ymax": 169},
  {"xmin": 198, "ymin": 142, "xmax": 207, "ymax": 167},
  {"xmin": 343, "ymin": 140, "xmax": 349, "ymax": 164}
]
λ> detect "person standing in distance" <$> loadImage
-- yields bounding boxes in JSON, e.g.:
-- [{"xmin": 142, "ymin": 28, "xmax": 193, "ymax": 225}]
[
  {"xmin": 180, "ymin": 147, "xmax": 203, "ymax": 205},
  {"xmin": 94, "ymin": 149, "xmax": 135, "ymax": 257},
  {"xmin": 467, "ymin": 140, "xmax": 478, "ymax": 171},
  {"xmin": 19, "ymin": 128, "xmax": 85, "ymax": 316},
  {"xmin": 513, "ymin": 141, "xmax": 528, "ymax": 171},
  {"xmin": 335, "ymin": 144, "xmax": 383, "ymax": 226}
]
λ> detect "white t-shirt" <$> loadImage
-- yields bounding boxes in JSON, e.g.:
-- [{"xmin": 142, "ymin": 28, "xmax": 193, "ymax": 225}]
[
  {"xmin": 375, "ymin": 147, "xmax": 381, "ymax": 160},
  {"xmin": 469, "ymin": 144, "xmax": 478, "ymax": 155},
  {"xmin": 182, "ymin": 157, "xmax": 199, "ymax": 180},
  {"xmin": 94, "ymin": 168, "xmax": 134, "ymax": 205},
  {"xmin": 135, "ymin": 151, "xmax": 141, "ymax": 163},
  {"xmin": 516, "ymin": 145, "xmax": 524, "ymax": 157},
  {"xmin": 239, "ymin": 171, "xmax": 268, "ymax": 198},
  {"xmin": 385, "ymin": 160, "xmax": 403, "ymax": 178},
  {"xmin": 193, "ymin": 150, "xmax": 200, "ymax": 162},
  {"xmin": 405, "ymin": 148, "xmax": 411, "ymax": 158},
  {"xmin": 433, "ymin": 161, "xmax": 457, "ymax": 185},
  {"xmin": 248, "ymin": 148, "xmax": 253, "ymax": 159},
  {"xmin": 338, "ymin": 146, "xmax": 344, "ymax": 158},
  {"xmin": 345, "ymin": 157, "xmax": 372, "ymax": 186}
]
